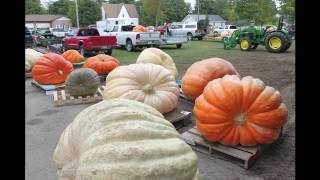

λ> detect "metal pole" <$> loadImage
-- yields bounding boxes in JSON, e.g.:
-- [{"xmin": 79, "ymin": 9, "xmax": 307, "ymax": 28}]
[
  {"xmin": 75, "ymin": 0, "xmax": 79, "ymax": 28},
  {"xmin": 197, "ymin": 0, "xmax": 200, "ymax": 21}
]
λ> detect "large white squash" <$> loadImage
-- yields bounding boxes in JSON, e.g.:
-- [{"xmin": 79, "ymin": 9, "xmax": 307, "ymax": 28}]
[
  {"xmin": 136, "ymin": 48, "xmax": 178, "ymax": 77},
  {"xmin": 103, "ymin": 63, "xmax": 179, "ymax": 113},
  {"xmin": 53, "ymin": 99, "xmax": 199, "ymax": 180},
  {"xmin": 25, "ymin": 48, "xmax": 43, "ymax": 71}
]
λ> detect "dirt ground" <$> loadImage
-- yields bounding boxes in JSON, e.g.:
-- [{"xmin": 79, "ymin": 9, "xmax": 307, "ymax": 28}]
[{"xmin": 25, "ymin": 42, "xmax": 295, "ymax": 180}]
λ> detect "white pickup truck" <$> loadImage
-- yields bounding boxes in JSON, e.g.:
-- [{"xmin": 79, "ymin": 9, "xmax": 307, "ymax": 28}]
[
  {"xmin": 103, "ymin": 25, "xmax": 161, "ymax": 52},
  {"xmin": 213, "ymin": 25, "xmax": 237, "ymax": 34}
]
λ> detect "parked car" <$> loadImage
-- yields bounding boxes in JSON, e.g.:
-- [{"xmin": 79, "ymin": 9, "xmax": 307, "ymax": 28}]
[
  {"xmin": 25, "ymin": 27, "xmax": 34, "ymax": 47},
  {"xmin": 168, "ymin": 22, "xmax": 205, "ymax": 41},
  {"xmin": 65, "ymin": 28, "xmax": 76, "ymax": 36},
  {"xmin": 37, "ymin": 28, "xmax": 55, "ymax": 39},
  {"xmin": 62, "ymin": 27, "xmax": 117, "ymax": 56},
  {"xmin": 51, "ymin": 28, "xmax": 66, "ymax": 38},
  {"xmin": 103, "ymin": 25, "xmax": 161, "ymax": 52},
  {"xmin": 213, "ymin": 25, "xmax": 237, "ymax": 34}
]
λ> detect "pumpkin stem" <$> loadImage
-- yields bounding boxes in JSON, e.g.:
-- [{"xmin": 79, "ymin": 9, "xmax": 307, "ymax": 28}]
[
  {"xmin": 234, "ymin": 113, "xmax": 246, "ymax": 125},
  {"xmin": 58, "ymin": 70, "xmax": 63, "ymax": 75},
  {"xmin": 142, "ymin": 84, "xmax": 154, "ymax": 93}
]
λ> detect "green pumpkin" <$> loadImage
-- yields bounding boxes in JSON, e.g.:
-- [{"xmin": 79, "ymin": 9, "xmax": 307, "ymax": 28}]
[{"xmin": 65, "ymin": 68, "xmax": 100, "ymax": 97}]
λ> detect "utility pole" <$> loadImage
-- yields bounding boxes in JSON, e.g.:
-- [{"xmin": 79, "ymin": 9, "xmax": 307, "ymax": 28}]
[
  {"xmin": 197, "ymin": 0, "xmax": 200, "ymax": 22},
  {"xmin": 75, "ymin": 0, "xmax": 80, "ymax": 28}
]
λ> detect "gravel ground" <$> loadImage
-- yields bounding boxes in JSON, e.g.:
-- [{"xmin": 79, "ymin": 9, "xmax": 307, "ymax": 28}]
[{"xmin": 26, "ymin": 42, "xmax": 295, "ymax": 180}]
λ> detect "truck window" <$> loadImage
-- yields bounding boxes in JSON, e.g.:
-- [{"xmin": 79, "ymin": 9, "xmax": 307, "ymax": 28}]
[
  {"xmin": 230, "ymin": 25, "xmax": 237, "ymax": 29},
  {"xmin": 185, "ymin": 25, "xmax": 196, "ymax": 29},
  {"xmin": 121, "ymin": 25, "xmax": 134, "ymax": 31},
  {"xmin": 173, "ymin": 25, "xmax": 183, "ymax": 29},
  {"xmin": 78, "ymin": 29, "xmax": 100, "ymax": 36},
  {"xmin": 112, "ymin": 26, "xmax": 118, "ymax": 32},
  {"xmin": 89, "ymin": 29, "xmax": 100, "ymax": 36}
]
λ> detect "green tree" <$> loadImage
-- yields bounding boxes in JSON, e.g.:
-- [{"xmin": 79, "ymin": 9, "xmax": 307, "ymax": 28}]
[
  {"xmin": 279, "ymin": 0, "xmax": 295, "ymax": 22},
  {"xmin": 25, "ymin": 0, "xmax": 46, "ymax": 14},
  {"xmin": 108, "ymin": 0, "xmax": 135, "ymax": 3},
  {"xmin": 235, "ymin": 0, "xmax": 277, "ymax": 25},
  {"xmin": 160, "ymin": 0, "xmax": 191, "ymax": 23},
  {"xmin": 141, "ymin": 0, "xmax": 160, "ymax": 26},
  {"xmin": 67, "ymin": 0, "xmax": 101, "ymax": 27},
  {"xmin": 193, "ymin": 0, "xmax": 235, "ymax": 21},
  {"xmin": 48, "ymin": 0, "xmax": 72, "ymax": 15}
]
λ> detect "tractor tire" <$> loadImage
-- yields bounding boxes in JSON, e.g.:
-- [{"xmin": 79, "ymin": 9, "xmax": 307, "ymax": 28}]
[
  {"xmin": 239, "ymin": 37, "xmax": 251, "ymax": 51},
  {"xmin": 281, "ymin": 35, "xmax": 292, "ymax": 52},
  {"xmin": 265, "ymin": 31, "xmax": 287, "ymax": 53},
  {"xmin": 282, "ymin": 41, "xmax": 292, "ymax": 52}
]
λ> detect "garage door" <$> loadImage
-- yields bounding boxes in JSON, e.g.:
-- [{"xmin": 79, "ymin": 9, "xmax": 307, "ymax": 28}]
[{"xmin": 36, "ymin": 23, "xmax": 51, "ymax": 28}]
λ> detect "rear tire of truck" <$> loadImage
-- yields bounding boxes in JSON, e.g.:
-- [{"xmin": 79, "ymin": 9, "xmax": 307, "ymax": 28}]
[
  {"xmin": 62, "ymin": 43, "xmax": 67, "ymax": 52},
  {"xmin": 105, "ymin": 49, "xmax": 112, "ymax": 55},
  {"xmin": 176, "ymin": 44, "xmax": 182, "ymax": 49},
  {"xmin": 79, "ymin": 45, "xmax": 85, "ymax": 56},
  {"xmin": 126, "ymin": 40, "xmax": 134, "ymax": 52},
  {"xmin": 187, "ymin": 33, "xmax": 193, "ymax": 41}
]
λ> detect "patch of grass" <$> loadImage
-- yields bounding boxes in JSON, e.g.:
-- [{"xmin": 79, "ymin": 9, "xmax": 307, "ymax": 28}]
[{"xmin": 110, "ymin": 40, "xmax": 295, "ymax": 80}]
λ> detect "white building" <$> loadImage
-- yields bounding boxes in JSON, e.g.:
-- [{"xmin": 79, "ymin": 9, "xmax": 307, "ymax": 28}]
[
  {"xmin": 182, "ymin": 14, "xmax": 226, "ymax": 28},
  {"xmin": 101, "ymin": 3, "xmax": 139, "ymax": 26}
]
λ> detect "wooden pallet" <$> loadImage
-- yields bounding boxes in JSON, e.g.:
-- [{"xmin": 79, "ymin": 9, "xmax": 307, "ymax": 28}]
[
  {"xmin": 181, "ymin": 126, "xmax": 283, "ymax": 169},
  {"xmin": 179, "ymin": 88, "xmax": 194, "ymax": 105},
  {"xmin": 25, "ymin": 72, "xmax": 32, "ymax": 78},
  {"xmin": 31, "ymin": 80, "xmax": 65, "ymax": 94},
  {"xmin": 164, "ymin": 109, "xmax": 191, "ymax": 129},
  {"xmin": 99, "ymin": 74, "xmax": 108, "ymax": 82},
  {"xmin": 72, "ymin": 62, "xmax": 85, "ymax": 68},
  {"xmin": 53, "ymin": 86, "xmax": 106, "ymax": 106},
  {"xmin": 32, "ymin": 47, "xmax": 53, "ymax": 54}
]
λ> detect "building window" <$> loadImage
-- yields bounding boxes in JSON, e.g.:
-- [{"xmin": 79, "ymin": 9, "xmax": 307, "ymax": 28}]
[
  {"xmin": 122, "ymin": 14, "xmax": 125, "ymax": 18},
  {"xmin": 116, "ymin": 21, "xmax": 118, "ymax": 25}
]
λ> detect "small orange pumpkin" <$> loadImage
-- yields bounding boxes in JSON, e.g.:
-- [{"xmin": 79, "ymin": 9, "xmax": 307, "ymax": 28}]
[
  {"xmin": 32, "ymin": 53, "xmax": 74, "ymax": 84},
  {"xmin": 62, "ymin": 50, "xmax": 84, "ymax": 63},
  {"xmin": 83, "ymin": 54, "xmax": 120, "ymax": 75},
  {"xmin": 182, "ymin": 58, "xmax": 239, "ymax": 101},
  {"xmin": 194, "ymin": 75, "xmax": 288, "ymax": 146}
]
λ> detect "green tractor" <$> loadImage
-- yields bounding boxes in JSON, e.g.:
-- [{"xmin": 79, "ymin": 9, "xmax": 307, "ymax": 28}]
[{"xmin": 223, "ymin": 17, "xmax": 292, "ymax": 53}]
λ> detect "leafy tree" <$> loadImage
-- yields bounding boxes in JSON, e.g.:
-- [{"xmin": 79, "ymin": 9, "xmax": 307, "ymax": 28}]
[
  {"xmin": 67, "ymin": 0, "xmax": 101, "ymax": 27},
  {"xmin": 160, "ymin": 0, "xmax": 191, "ymax": 23},
  {"xmin": 108, "ymin": 0, "xmax": 135, "ymax": 3},
  {"xmin": 193, "ymin": 0, "xmax": 235, "ymax": 21},
  {"xmin": 279, "ymin": 0, "xmax": 295, "ymax": 22},
  {"xmin": 140, "ymin": 0, "xmax": 160, "ymax": 25},
  {"xmin": 235, "ymin": 0, "xmax": 277, "ymax": 25},
  {"xmin": 25, "ymin": 0, "xmax": 46, "ymax": 14},
  {"xmin": 48, "ymin": 0, "xmax": 72, "ymax": 15}
]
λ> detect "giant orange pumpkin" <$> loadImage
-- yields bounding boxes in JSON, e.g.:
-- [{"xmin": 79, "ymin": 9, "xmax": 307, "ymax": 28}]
[
  {"xmin": 194, "ymin": 75, "xmax": 288, "ymax": 146},
  {"xmin": 133, "ymin": 25, "xmax": 148, "ymax": 32},
  {"xmin": 83, "ymin": 54, "xmax": 120, "ymax": 75},
  {"xmin": 32, "ymin": 53, "xmax": 74, "ymax": 85},
  {"xmin": 182, "ymin": 58, "xmax": 239, "ymax": 101},
  {"xmin": 62, "ymin": 50, "xmax": 84, "ymax": 63}
]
